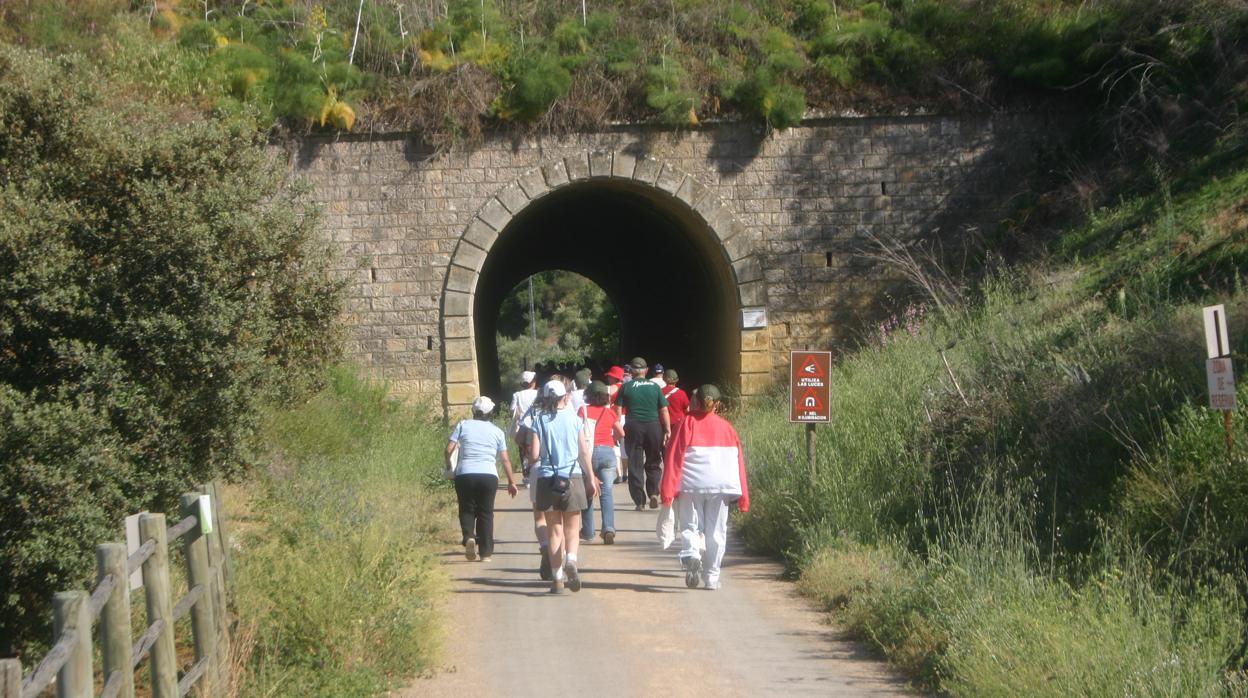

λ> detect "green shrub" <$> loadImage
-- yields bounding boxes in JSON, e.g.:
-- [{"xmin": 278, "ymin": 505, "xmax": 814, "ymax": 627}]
[
  {"xmin": 799, "ymin": 500, "xmax": 1247, "ymax": 695},
  {"xmin": 501, "ymin": 50, "xmax": 572, "ymax": 121},
  {"xmin": 644, "ymin": 56, "xmax": 701, "ymax": 125},
  {"xmin": 0, "ymin": 46, "xmax": 343, "ymax": 655},
  {"xmin": 739, "ymin": 120, "xmax": 1248, "ymax": 693},
  {"xmin": 1118, "ymin": 381, "xmax": 1248, "ymax": 570},
  {"xmin": 237, "ymin": 368, "xmax": 451, "ymax": 695}
]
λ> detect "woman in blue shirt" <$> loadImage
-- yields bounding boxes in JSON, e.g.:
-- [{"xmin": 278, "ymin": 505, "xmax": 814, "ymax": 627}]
[
  {"xmin": 528, "ymin": 380, "xmax": 597, "ymax": 593},
  {"xmin": 446, "ymin": 396, "xmax": 518, "ymax": 562}
]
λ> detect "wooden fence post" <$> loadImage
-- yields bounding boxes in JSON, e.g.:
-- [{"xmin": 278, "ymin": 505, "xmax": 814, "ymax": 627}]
[
  {"xmin": 1, "ymin": 658, "xmax": 21, "ymax": 698},
  {"xmin": 180, "ymin": 494, "xmax": 219, "ymax": 696},
  {"xmin": 96, "ymin": 543, "xmax": 135, "ymax": 698},
  {"xmin": 138, "ymin": 513, "xmax": 178, "ymax": 698},
  {"xmin": 52, "ymin": 591, "xmax": 91, "ymax": 698},
  {"xmin": 198, "ymin": 484, "xmax": 232, "ymax": 692},
  {"xmin": 207, "ymin": 482, "xmax": 234, "ymax": 589}
]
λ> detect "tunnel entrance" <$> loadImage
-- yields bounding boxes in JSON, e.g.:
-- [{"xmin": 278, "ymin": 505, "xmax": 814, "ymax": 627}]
[{"xmin": 474, "ymin": 179, "xmax": 740, "ymax": 399}]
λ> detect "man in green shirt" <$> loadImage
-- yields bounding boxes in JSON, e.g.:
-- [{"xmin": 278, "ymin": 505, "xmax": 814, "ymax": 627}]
[{"xmin": 616, "ymin": 356, "xmax": 671, "ymax": 510}]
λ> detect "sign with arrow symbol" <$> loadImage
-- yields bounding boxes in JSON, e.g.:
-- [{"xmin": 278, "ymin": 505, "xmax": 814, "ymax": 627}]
[{"xmin": 790, "ymin": 351, "xmax": 831, "ymax": 423}]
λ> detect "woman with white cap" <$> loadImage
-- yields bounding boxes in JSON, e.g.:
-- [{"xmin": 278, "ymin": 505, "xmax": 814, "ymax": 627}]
[
  {"xmin": 528, "ymin": 379, "xmax": 598, "ymax": 593},
  {"xmin": 446, "ymin": 396, "xmax": 518, "ymax": 562}
]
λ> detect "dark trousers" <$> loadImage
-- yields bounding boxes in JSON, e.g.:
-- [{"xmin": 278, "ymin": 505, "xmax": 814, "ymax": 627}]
[
  {"xmin": 454, "ymin": 474, "xmax": 498, "ymax": 556},
  {"xmin": 625, "ymin": 420, "xmax": 664, "ymax": 506}
]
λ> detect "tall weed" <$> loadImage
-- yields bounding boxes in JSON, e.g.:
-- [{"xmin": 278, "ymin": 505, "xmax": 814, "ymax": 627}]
[
  {"xmin": 234, "ymin": 368, "xmax": 452, "ymax": 696},
  {"xmin": 742, "ymin": 151, "xmax": 1248, "ymax": 693}
]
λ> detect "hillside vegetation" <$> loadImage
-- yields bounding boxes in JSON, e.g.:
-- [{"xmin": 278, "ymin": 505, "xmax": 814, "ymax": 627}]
[
  {"xmin": 1, "ymin": 0, "xmax": 1243, "ymax": 151},
  {"xmin": 494, "ymin": 271, "xmax": 619, "ymax": 393},
  {"xmin": 734, "ymin": 128, "xmax": 1248, "ymax": 693},
  {"xmin": 2, "ymin": 1, "xmax": 1248, "ymax": 695}
]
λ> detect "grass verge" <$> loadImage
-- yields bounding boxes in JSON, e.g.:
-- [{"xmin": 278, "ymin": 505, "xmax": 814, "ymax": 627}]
[
  {"xmin": 230, "ymin": 367, "xmax": 453, "ymax": 697},
  {"xmin": 737, "ymin": 134, "xmax": 1248, "ymax": 695}
]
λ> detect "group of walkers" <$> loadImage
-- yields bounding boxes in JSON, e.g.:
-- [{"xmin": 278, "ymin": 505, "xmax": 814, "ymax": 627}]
[{"xmin": 444, "ymin": 357, "xmax": 750, "ymax": 594}]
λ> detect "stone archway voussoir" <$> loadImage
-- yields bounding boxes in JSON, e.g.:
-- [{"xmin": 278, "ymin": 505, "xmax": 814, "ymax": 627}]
[
  {"xmin": 443, "ymin": 290, "xmax": 472, "ymax": 318},
  {"xmin": 453, "ymin": 240, "xmax": 488, "ymax": 273},
  {"xmin": 733, "ymin": 255, "xmax": 763, "ymax": 285},
  {"xmin": 565, "ymin": 153, "xmax": 591, "ymax": 181},
  {"xmin": 675, "ymin": 176, "xmax": 710, "ymax": 209},
  {"xmin": 463, "ymin": 217, "xmax": 498, "ymax": 250},
  {"xmin": 739, "ymin": 281, "xmax": 766, "ymax": 308},
  {"xmin": 631, "ymin": 156, "xmax": 662, "ymax": 186},
  {"xmin": 544, "ymin": 159, "xmax": 571, "ymax": 188},
  {"xmin": 589, "ymin": 152, "xmax": 613, "ymax": 178},
  {"xmin": 497, "ymin": 182, "xmax": 529, "ymax": 214},
  {"xmin": 445, "ymin": 265, "xmax": 477, "ymax": 294},
  {"xmin": 478, "ymin": 197, "xmax": 512, "ymax": 232},
  {"xmin": 611, "ymin": 152, "xmax": 636, "ymax": 179},
  {"xmin": 518, "ymin": 167, "xmax": 550, "ymax": 199},
  {"xmin": 721, "ymin": 226, "xmax": 756, "ymax": 261},
  {"xmin": 655, "ymin": 163, "xmax": 685, "ymax": 195}
]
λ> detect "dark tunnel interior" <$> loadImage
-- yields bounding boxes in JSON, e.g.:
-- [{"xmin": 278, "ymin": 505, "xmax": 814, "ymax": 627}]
[{"xmin": 474, "ymin": 180, "xmax": 740, "ymax": 398}]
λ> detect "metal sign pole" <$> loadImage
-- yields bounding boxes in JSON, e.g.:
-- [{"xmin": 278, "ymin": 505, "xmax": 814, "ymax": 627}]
[
  {"xmin": 1203, "ymin": 304, "xmax": 1235, "ymax": 460},
  {"xmin": 1225, "ymin": 411, "xmax": 1234, "ymax": 458},
  {"xmin": 806, "ymin": 423, "xmax": 817, "ymax": 478}
]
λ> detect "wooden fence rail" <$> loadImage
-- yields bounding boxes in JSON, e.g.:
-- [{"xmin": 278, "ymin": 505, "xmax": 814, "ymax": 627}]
[{"xmin": 0, "ymin": 483, "xmax": 234, "ymax": 698}]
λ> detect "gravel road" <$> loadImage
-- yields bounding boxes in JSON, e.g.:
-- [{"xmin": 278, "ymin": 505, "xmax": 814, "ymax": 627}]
[{"xmin": 400, "ymin": 481, "xmax": 914, "ymax": 697}]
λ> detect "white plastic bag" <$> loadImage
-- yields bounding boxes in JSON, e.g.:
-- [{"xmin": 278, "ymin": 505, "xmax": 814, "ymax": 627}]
[
  {"xmin": 442, "ymin": 443, "xmax": 458, "ymax": 480},
  {"xmin": 656, "ymin": 503, "xmax": 675, "ymax": 549}
]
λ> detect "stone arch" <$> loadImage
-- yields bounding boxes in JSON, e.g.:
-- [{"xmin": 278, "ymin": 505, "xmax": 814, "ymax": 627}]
[{"xmin": 439, "ymin": 151, "xmax": 768, "ymax": 416}]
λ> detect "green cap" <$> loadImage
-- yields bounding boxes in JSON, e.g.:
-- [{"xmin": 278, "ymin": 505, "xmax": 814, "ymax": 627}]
[
  {"xmin": 629, "ymin": 356, "xmax": 648, "ymax": 369},
  {"xmin": 663, "ymin": 368, "xmax": 679, "ymax": 383},
  {"xmin": 575, "ymin": 368, "xmax": 592, "ymax": 388},
  {"xmin": 699, "ymin": 384, "xmax": 722, "ymax": 401},
  {"xmin": 587, "ymin": 380, "xmax": 609, "ymax": 397}
]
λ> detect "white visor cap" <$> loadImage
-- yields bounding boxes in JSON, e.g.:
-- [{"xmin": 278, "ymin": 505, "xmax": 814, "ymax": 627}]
[{"xmin": 542, "ymin": 379, "xmax": 567, "ymax": 398}]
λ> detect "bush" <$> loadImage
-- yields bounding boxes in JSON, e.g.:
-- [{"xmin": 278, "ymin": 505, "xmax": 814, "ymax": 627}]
[
  {"xmin": 1119, "ymin": 382, "xmax": 1248, "ymax": 571},
  {"xmin": 237, "ymin": 368, "xmax": 450, "ymax": 695},
  {"xmin": 496, "ymin": 50, "xmax": 572, "ymax": 121},
  {"xmin": 798, "ymin": 500, "xmax": 1247, "ymax": 695},
  {"xmin": 739, "ymin": 126, "xmax": 1248, "ymax": 693},
  {"xmin": 0, "ymin": 46, "xmax": 343, "ymax": 655}
]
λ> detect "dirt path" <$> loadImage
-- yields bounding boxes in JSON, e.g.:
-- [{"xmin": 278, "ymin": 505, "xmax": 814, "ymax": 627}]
[{"xmin": 400, "ymin": 482, "xmax": 914, "ymax": 697}]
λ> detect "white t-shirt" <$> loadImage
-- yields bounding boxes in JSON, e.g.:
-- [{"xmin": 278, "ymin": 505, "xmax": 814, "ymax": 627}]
[
  {"xmin": 570, "ymin": 388, "xmax": 586, "ymax": 415},
  {"xmin": 510, "ymin": 388, "xmax": 537, "ymax": 437}
]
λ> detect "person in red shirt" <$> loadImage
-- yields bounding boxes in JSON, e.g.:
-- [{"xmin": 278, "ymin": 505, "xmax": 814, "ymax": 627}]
[
  {"xmin": 660, "ymin": 384, "xmax": 750, "ymax": 590},
  {"xmin": 578, "ymin": 381, "xmax": 626, "ymax": 543},
  {"xmin": 660, "ymin": 368, "xmax": 690, "ymax": 432},
  {"xmin": 603, "ymin": 365, "xmax": 627, "ymax": 484}
]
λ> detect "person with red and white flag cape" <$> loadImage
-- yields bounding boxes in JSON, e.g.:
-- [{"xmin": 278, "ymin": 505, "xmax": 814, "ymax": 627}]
[{"xmin": 659, "ymin": 384, "xmax": 750, "ymax": 590}]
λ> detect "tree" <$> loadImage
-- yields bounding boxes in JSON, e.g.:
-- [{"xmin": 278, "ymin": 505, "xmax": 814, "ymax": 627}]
[{"xmin": 0, "ymin": 46, "xmax": 343, "ymax": 655}]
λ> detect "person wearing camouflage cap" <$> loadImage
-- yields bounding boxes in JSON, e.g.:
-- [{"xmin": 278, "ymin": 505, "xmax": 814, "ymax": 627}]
[{"xmin": 660, "ymin": 385, "xmax": 750, "ymax": 591}]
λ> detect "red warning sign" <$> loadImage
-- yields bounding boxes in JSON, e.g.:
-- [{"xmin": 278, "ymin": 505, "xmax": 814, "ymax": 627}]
[{"xmin": 790, "ymin": 351, "xmax": 831, "ymax": 423}]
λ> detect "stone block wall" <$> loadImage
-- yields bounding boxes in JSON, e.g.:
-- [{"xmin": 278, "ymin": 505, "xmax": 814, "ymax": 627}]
[{"xmin": 288, "ymin": 114, "xmax": 1053, "ymax": 414}]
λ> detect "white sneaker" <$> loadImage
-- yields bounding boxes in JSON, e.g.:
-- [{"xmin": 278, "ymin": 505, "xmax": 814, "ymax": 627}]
[
  {"xmin": 683, "ymin": 557, "xmax": 702, "ymax": 588},
  {"xmin": 704, "ymin": 576, "xmax": 720, "ymax": 591},
  {"xmin": 464, "ymin": 539, "xmax": 477, "ymax": 561}
]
